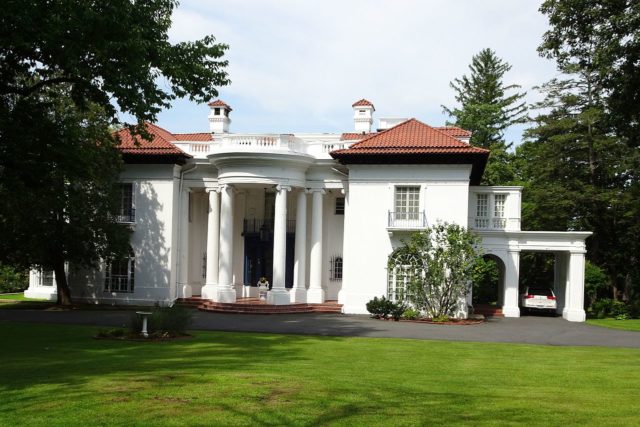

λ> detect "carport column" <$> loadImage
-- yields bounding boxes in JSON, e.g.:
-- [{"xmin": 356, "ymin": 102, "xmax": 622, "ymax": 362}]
[
  {"xmin": 291, "ymin": 189, "xmax": 307, "ymax": 303},
  {"xmin": 502, "ymin": 250, "xmax": 520, "ymax": 317},
  {"xmin": 178, "ymin": 188, "xmax": 192, "ymax": 298},
  {"xmin": 268, "ymin": 185, "xmax": 291, "ymax": 305},
  {"xmin": 201, "ymin": 187, "xmax": 220, "ymax": 300},
  {"xmin": 564, "ymin": 251, "xmax": 586, "ymax": 322},
  {"xmin": 554, "ymin": 252, "xmax": 568, "ymax": 316},
  {"xmin": 307, "ymin": 189, "xmax": 325, "ymax": 303},
  {"xmin": 214, "ymin": 184, "xmax": 237, "ymax": 303}
]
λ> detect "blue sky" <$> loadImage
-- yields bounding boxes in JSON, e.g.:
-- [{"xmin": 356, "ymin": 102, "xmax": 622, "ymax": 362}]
[{"xmin": 152, "ymin": 0, "xmax": 558, "ymax": 145}]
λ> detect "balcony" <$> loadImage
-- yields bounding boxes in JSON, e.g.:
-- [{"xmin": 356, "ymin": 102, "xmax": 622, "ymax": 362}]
[
  {"xmin": 172, "ymin": 134, "xmax": 354, "ymax": 160},
  {"xmin": 471, "ymin": 216, "xmax": 514, "ymax": 230},
  {"xmin": 242, "ymin": 218, "xmax": 296, "ymax": 238},
  {"xmin": 115, "ymin": 208, "xmax": 135, "ymax": 224},
  {"xmin": 387, "ymin": 211, "xmax": 427, "ymax": 230}
]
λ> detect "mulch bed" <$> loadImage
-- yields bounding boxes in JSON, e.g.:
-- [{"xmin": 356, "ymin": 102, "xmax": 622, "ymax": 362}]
[
  {"xmin": 94, "ymin": 331, "xmax": 193, "ymax": 342},
  {"xmin": 372, "ymin": 317, "xmax": 484, "ymax": 325}
]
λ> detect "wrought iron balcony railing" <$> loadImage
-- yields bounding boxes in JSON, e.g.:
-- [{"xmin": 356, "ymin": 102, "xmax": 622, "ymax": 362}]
[
  {"xmin": 387, "ymin": 211, "xmax": 427, "ymax": 229},
  {"xmin": 115, "ymin": 208, "xmax": 135, "ymax": 224}
]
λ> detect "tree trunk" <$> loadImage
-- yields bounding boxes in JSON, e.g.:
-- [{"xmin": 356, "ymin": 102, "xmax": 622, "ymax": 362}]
[{"xmin": 53, "ymin": 257, "xmax": 72, "ymax": 305}]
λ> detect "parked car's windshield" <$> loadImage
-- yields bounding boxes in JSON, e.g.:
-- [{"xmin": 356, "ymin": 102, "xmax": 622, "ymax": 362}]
[{"xmin": 528, "ymin": 288, "xmax": 553, "ymax": 296}]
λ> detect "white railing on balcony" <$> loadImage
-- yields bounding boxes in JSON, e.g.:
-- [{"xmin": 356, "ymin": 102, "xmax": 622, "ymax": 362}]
[
  {"xmin": 388, "ymin": 211, "xmax": 427, "ymax": 229},
  {"xmin": 471, "ymin": 216, "xmax": 516, "ymax": 230},
  {"xmin": 173, "ymin": 134, "xmax": 310, "ymax": 158}
]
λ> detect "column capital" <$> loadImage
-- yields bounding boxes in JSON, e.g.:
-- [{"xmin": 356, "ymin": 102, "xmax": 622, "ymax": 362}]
[
  {"xmin": 306, "ymin": 188, "xmax": 326, "ymax": 195},
  {"xmin": 205, "ymin": 186, "xmax": 222, "ymax": 194},
  {"xmin": 276, "ymin": 184, "xmax": 292, "ymax": 192},
  {"xmin": 182, "ymin": 187, "xmax": 193, "ymax": 194}
]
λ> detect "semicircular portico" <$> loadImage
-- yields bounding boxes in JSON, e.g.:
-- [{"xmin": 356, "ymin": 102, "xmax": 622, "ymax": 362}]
[{"xmin": 208, "ymin": 152, "xmax": 314, "ymax": 187}]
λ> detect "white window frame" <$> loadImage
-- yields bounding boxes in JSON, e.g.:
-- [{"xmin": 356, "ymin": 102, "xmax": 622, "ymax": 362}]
[
  {"xmin": 104, "ymin": 254, "xmax": 135, "ymax": 293},
  {"xmin": 394, "ymin": 186, "xmax": 421, "ymax": 221},
  {"xmin": 117, "ymin": 182, "xmax": 135, "ymax": 223}
]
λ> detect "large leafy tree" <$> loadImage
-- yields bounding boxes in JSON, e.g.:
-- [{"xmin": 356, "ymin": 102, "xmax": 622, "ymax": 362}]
[
  {"xmin": 443, "ymin": 48, "xmax": 527, "ymax": 185},
  {"xmin": 0, "ymin": 0, "xmax": 229, "ymax": 304},
  {"xmin": 540, "ymin": 0, "xmax": 640, "ymax": 148},
  {"xmin": 519, "ymin": 1, "xmax": 640, "ymax": 304},
  {"xmin": 0, "ymin": 0, "xmax": 229, "ymax": 122}
]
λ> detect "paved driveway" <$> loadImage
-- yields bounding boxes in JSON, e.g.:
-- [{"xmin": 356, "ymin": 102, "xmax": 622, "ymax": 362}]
[{"xmin": 1, "ymin": 308, "xmax": 638, "ymax": 348}]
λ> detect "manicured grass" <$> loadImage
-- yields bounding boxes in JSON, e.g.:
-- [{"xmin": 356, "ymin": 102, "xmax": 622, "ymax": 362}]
[
  {"xmin": 0, "ymin": 322, "xmax": 639, "ymax": 426},
  {"xmin": 587, "ymin": 318, "xmax": 640, "ymax": 332},
  {"xmin": 0, "ymin": 293, "xmax": 45, "ymax": 301}
]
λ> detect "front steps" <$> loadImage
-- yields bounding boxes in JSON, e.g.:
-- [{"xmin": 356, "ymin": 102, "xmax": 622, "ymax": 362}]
[
  {"xmin": 473, "ymin": 304, "xmax": 504, "ymax": 317},
  {"xmin": 177, "ymin": 297, "xmax": 343, "ymax": 314}
]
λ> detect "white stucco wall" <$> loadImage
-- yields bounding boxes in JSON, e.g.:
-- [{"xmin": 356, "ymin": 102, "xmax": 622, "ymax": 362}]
[
  {"xmin": 68, "ymin": 164, "xmax": 179, "ymax": 306},
  {"xmin": 339, "ymin": 164, "xmax": 472, "ymax": 313}
]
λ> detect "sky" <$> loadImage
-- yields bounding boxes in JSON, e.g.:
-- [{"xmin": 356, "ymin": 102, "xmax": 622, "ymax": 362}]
[{"xmin": 154, "ymin": 0, "xmax": 559, "ymax": 145}]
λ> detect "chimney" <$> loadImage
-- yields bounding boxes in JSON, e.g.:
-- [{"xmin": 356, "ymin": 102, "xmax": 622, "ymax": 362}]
[
  {"xmin": 352, "ymin": 99, "xmax": 374, "ymax": 133},
  {"xmin": 208, "ymin": 100, "xmax": 232, "ymax": 133}
]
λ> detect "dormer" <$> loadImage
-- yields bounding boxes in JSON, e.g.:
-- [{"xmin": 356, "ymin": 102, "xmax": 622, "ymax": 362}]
[
  {"xmin": 352, "ymin": 99, "xmax": 375, "ymax": 133},
  {"xmin": 208, "ymin": 100, "xmax": 232, "ymax": 133}
]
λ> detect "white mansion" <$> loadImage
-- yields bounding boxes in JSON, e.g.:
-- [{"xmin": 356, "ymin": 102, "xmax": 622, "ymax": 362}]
[{"xmin": 25, "ymin": 99, "xmax": 591, "ymax": 321}]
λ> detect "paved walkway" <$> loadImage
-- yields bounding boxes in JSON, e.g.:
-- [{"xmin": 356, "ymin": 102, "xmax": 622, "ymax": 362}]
[{"xmin": 1, "ymin": 308, "xmax": 639, "ymax": 348}]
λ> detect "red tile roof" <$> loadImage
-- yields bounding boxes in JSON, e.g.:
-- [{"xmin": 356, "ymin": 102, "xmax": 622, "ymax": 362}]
[
  {"xmin": 334, "ymin": 119, "xmax": 486, "ymax": 153},
  {"xmin": 173, "ymin": 133, "xmax": 213, "ymax": 141},
  {"xmin": 352, "ymin": 99, "xmax": 375, "ymax": 110},
  {"xmin": 114, "ymin": 123, "xmax": 191, "ymax": 158},
  {"xmin": 340, "ymin": 132, "xmax": 375, "ymax": 141},
  {"xmin": 331, "ymin": 118, "xmax": 488, "ymax": 184},
  {"xmin": 435, "ymin": 126, "xmax": 472, "ymax": 138},
  {"xmin": 207, "ymin": 99, "xmax": 232, "ymax": 111}
]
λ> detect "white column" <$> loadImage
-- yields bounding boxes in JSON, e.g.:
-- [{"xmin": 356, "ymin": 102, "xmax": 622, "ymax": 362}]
[
  {"xmin": 268, "ymin": 185, "xmax": 291, "ymax": 305},
  {"xmin": 178, "ymin": 188, "xmax": 192, "ymax": 298},
  {"xmin": 564, "ymin": 251, "xmax": 586, "ymax": 322},
  {"xmin": 554, "ymin": 252, "xmax": 567, "ymax": 316},
  {"xmin": 291, "ymin": 189, "xmax": 307, "ymax": 303},
  {"xmin": 214, "ymin": 184, "xmax": 236, "ymax": 303},
  {"xmin": 201, "ymin": 188, "xmax": 220, "ymax": 300},
  {"xmin": 502, "ymin": 250, "xmax": 520, "ymax": 317},
  {"xmin": 307, "ymin": 189, "xmax": 325, "ymax": 303}
]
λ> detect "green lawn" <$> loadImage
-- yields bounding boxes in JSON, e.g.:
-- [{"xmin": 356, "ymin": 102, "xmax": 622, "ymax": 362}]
[
  {"xmin": 0, "ymin": 293, "xmax": 46, "ymax": 301},
  {"xmin": 0, "ymin": 322, "xmax": 639, "ymax": 426},
  {"xmin": 587, "ymin": 318, "xmax": 640, "ymax": 332}
]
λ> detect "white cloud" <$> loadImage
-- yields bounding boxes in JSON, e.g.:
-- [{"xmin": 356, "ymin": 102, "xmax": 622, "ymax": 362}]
[{"xmin": 159, "ymin": 0, "xmax": 557, "ymax": 141}]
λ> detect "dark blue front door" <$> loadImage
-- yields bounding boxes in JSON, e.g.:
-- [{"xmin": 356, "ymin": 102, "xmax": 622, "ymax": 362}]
[{"xmin": 243, "ymin": 232, "xmax": 295, "ymax": 288}]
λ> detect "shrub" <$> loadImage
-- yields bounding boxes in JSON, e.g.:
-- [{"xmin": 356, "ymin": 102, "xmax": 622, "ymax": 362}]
[
  {"xmin": 432, "ymin": 314, "xmax": 450, "ymax": 323},
  {"xmin": 0, "ymin": 264, "xmax": 28, "ymax": 293},
  {"xmin": 402, "ymin": 308, "xmax": 420, "ymax": 320},
  {"xmin": 366, "ymin": 296, "xmax": 407, "ymax": 320},
  {"xmin": 390, "ymin": 301, "xmax": 408, "ymax": 321},
  {"xmin": 130, "ymin": 305, "xmax": 193, "ymax": 336},
  {"xmin": 592, "ymin": 298, "xmax": 631, "ymax": 319}
]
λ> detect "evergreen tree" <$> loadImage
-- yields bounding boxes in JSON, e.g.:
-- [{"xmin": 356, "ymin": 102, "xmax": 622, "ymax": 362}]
[{"xmin": 443, "ymin": 48, "xmax": 528, "ymax": 185}]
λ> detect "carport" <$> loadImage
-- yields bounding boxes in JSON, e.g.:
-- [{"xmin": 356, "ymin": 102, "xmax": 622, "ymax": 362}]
[{"xmin": 476, "ymin": 230, "xmax": 592, "ymax": 322}]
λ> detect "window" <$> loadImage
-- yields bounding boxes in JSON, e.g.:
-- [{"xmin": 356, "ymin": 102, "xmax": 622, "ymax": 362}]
[
  {"xmin": 117, "ymin": 183, "xmax": 134, "ymax": 223},
  {"xmin": 475, "ymin": 194, "xmax": 489, "ymax": 228},
  {"xmin": 494, "ymin": 194, "xmax": 506, "ymax": 218},
  {"xmin": 330, "ymin": 256, "xmax": 343, "ymax": 281},
  {"xmin": 40, "ymin": 269, "xmax": 54, "ymax": 287},
  {"xmin": 395, "ymin": 186, "xmax": 420, "ymax": 220},
  {"xmin": 335, "ymin": 197, "xmax": 345, "ymax": 215},
  {"xmin": 493, "ymin": 194, "xmax": 507, "ymax": 229},
  {"xmin": 104, "ymin": 254, "xmax": 135, "ymax": 293},
  {"xmin": 214, "ymin": 107, "xmax": 221, "ymax": 116}
]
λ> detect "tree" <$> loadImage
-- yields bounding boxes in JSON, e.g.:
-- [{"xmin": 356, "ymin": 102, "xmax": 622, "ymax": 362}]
[
  {"xmin": 442, "ymin": 48, "xmax": 528, "ymax": 185},
  {"xmin": 390, "ymin": 223, "xmax": 480, "ymax": 319},
  {"xmin": 539, "ymin": 0, "xmax": 640, "ymax": 148},
  {"xmin": 520, "ymin": 1, "xmax": 640, "ymax": 305},
  {"xmin": 0, "ymin": 1, "xmax": 229, "ymax": 304},
  {"xmin": 0, "ymin": 89, "xmax": 130, "ymax": 304},
  {"xmin": 0, "ymin": 0, "xmax": 229, "ymax": 123}
]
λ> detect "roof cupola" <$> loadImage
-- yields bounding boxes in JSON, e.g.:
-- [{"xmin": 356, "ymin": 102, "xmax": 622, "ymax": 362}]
[
  {"xmin": 208, "ymin": 99, "xmax": 232, "ymax": 133},
  {"xmin": 352, "ymin": 99, "xmax": 375, "ymax": 133}
]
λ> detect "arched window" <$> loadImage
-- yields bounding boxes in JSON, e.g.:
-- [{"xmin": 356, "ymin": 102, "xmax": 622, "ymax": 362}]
[
  {"xmin": 387, "ymin": 250, "xmax": 422, "ymax": 302},
  {"xmin": 104, "ymin": 253, "xmax": 135, "ymax": 293},
  {"xmin": 330, "ymin": 255, "xmax": 343, "ymax": 281}
]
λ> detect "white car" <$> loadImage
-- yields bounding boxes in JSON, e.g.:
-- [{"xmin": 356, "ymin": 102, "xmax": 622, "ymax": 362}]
[{"xmin": 521, "ymin": 287, "xmax": 557, "ymax": 312}]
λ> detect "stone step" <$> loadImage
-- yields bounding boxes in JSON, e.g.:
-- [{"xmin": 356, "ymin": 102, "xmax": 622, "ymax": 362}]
[{"xmin": 473, "ymin": 305, "xmax": 504, "ymax": 317}]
